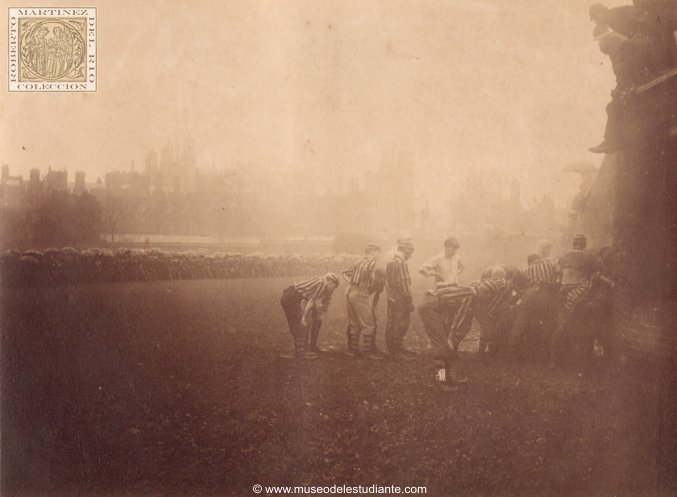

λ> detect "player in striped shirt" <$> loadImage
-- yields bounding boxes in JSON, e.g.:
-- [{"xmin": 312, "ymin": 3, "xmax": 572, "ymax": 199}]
[
  {"xmin": 342, "ymin": 243, "xmax": 382, "ymax": 359},
  {"xmin": 550, "ymin": 234, "xmax": 607, "ymax": 368},
  {"xmin": 385, "ymin": 240, "xmax": 416, "ymax": 360},
  {"xmin": 385, "ymin": 232, "xmax": 412, "ymax": 264},
  {"xmin": 362, "ymin": 232, "xmax": 409, "ymax": 356},
  {"xmin": 418, "ymin": 282, "xmax": 476, "ymax": 391},
  {"xmin": 280, "ymin": 273, "xmax": 340, "ymax": 360},
  {"xmin": 524, "ymin": 255, "xmax": 558, "ymax": 286},
  {"xmin": 507, "ymin": 254, "xmax": 561, "ymax": 359},
  {"xmin": 470, "ymin": 267, "xmax": 529, "ymax": 356}
]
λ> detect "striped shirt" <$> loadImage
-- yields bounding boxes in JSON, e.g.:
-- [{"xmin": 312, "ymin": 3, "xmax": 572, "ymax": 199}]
[
  {"xmin": 419, "ymin": 252, "xmax": 465, "ymax": 287},
  {"xmin": 293, "ymin": 277, "xmax": 327, "ymax": 301},
  {"xmin": 428, "ymin": 285, "xmax": 476, "ymax": 333},
  {"xmin": 525, "ymin": 259, "xmax": 557, "ymax": 285},
  {"xmin": 564, "ymin": 284, "xmax": 588, "ymax": 310},
  {"xmin": 429, "ymin": 278, "xmax": 515, "ymax": 326},
  {"xmin": 562, "ymin": 273, "xmax": 610, "ymax": 311},
  {"xmin": 386, "ymin": 254, "xmax": 412, "ymax": 299},
  {"xmin": 559, "ymin": 281, "xmax": 592, "ymax": 311},
  {"xmin": 429, "ymin": 284, "xmax": 476, "ymax": 304},
  {"xmin": 472, "ymin": 278, "xmax": 514, "ymax": 317},
  {"xmin": 343, "ymin": 257, "xmax": 376, "ymax": 286}
]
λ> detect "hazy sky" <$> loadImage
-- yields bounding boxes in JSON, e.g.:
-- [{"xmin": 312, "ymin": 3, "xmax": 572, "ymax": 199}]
[{"xmin": 1, "ymin": 0, "xmax": 621, "ymax": 208}]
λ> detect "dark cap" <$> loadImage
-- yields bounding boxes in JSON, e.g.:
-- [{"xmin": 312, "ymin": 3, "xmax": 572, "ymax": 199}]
[{"xmin": 398, "ymin": 241, "xmax": 415, "ymax": 254}]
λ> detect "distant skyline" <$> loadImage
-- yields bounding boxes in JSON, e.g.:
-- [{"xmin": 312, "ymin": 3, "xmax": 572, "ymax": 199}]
[{"xmin": 1, "ymin": 0, "xmax": 622, "ymax": 209}]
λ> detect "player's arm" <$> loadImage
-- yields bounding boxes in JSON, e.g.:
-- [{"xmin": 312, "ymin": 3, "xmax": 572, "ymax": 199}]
[
  {"xmin": 418, "ymin": 255, "xmax": 439, "ymax": 278},
  {"xmin": 301, "ymin": 298, "xmax": 316, "ymax": 326}
]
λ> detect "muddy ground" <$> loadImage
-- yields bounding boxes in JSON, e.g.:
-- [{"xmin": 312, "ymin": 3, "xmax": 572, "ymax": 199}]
[{"xmin": 1, "ymin": 278, "xmax": 675, "ymax": 496}]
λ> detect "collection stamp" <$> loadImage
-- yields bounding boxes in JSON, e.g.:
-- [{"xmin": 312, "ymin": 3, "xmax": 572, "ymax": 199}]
[{"xmin": 8, "ymin": 7, "xmax": 96, "ymax": 92}]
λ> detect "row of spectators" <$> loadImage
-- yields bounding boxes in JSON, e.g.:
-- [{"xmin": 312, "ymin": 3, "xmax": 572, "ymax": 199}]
[{"xmin": 0, "ymin": 247, "xmax": 361, "ymax": 288}]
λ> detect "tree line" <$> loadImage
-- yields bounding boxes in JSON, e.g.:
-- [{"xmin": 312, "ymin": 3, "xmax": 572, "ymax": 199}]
[{"xmin": 1, "ymin": 190, "xmax": 102, "ymax": 251}]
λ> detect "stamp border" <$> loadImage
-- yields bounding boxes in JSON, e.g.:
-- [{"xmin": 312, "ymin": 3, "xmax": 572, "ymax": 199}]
[{"xmin": 8, "ymin": 6, "xmax": 97, "ymax": 92}]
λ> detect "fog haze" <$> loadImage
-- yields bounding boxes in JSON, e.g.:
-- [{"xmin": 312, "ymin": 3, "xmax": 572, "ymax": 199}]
[{"xmin": 1, "ymin": 0, "xmax": 620, "ymax": 209}]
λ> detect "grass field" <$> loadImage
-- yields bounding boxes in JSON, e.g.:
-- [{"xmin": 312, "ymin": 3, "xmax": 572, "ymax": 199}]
[{"xmin": 1, "ymin": 277, "xmax": 671, "ymax": 496}]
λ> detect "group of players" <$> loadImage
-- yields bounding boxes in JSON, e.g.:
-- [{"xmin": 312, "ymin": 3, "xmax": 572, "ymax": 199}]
[{"xmin": 281, "ymin": 233, "xmax": 613, "ymax": 391}]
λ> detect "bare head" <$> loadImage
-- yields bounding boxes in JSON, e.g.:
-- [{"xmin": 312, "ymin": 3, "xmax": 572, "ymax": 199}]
[
  {"xmin": 537, "ymin": 239, "xmax": 553, "ymax": 258},
  {"xmin": 444, "ymin": 237, "xmax": 460, "ymax": 257}
]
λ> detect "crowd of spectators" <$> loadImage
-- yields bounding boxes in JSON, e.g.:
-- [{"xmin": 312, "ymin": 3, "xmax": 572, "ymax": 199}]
[{"xmin": 0, "ymin": 248, "xmax": 360, "ymax": 288}]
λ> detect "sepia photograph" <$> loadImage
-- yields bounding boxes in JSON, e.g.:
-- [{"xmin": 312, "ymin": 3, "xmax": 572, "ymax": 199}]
[{"xmin": 1, "ymin": 0, "xmax": 676, "ymax": 495}]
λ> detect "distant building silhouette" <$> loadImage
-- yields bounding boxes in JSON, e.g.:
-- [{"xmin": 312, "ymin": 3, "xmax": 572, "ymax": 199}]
[
  {"xmin": 74, "ymin": 171, "xmax": 86, "ymax": 195},
  {"xmin": 45, "ymin": 169, "xmax": 67, "ymax": 194},
  {"xmin": 0, "ymin": 164, "xmax": 24, "ymax": 209}
]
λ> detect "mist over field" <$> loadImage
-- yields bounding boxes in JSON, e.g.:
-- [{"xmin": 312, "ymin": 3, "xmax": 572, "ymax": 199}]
[{"xmin": 2, "ymin": 0, "xmax": 613, "ymax": 230}]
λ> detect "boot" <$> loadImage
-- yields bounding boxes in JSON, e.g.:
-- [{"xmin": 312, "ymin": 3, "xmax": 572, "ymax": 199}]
[
  {"xmin": 295, "ymin": 348, "xmax": 317, "ymax": 360},
  {"xmin": 435, "ymin": 368, "xmax": 457, "ymax": 392}
]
